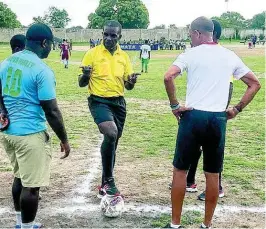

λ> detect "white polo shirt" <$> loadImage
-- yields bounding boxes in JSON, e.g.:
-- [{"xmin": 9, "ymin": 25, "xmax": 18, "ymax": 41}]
[{"xmin": 173, "ymin": 44, "xmax": 251, "ymax": 112}]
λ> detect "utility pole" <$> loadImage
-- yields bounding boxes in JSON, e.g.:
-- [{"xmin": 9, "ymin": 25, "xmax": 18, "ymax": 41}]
[{"xmin": 225, "ymin": 0, "xmax": 229, "ymax": 12}]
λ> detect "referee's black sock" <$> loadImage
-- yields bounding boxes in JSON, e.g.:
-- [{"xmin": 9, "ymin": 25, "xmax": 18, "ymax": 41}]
[{"xmin": 101, "ymin": 134, "xmax": 117, "ymax": 181}]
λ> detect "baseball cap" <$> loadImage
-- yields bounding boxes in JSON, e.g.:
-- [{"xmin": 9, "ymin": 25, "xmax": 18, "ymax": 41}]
[{"xmin": 26, "ymin": 23, "xmax": 54, "ymax": 42}]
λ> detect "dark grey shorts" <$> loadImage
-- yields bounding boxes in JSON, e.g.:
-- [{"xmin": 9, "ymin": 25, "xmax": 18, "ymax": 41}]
[{"xmin": 88, "ymin": 95, "xmax": 126, "ymax": 137}]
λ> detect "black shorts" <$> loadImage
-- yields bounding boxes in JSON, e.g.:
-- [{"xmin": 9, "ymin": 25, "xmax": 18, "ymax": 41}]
[
  {"xmin": 88, "ymin": 95, "xmax": 126, "ymax": 137},
  {"xmin": 173, "ymin": 110, "xmax": 227, "ymax": 173}
]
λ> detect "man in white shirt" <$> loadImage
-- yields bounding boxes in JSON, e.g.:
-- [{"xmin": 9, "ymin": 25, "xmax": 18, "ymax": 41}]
[
  {"xmin": 140, "ymin": 40, "xmax": 151, "ymax": 73},
  {"xmin": 164, "ymin": 16, "xmax": 261, "ymax": 229}
]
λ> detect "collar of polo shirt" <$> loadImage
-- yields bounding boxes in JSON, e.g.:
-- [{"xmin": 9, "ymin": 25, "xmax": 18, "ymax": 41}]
[{"xmin": 100, "ymin": 43, "xmax": 122, "ymax": 55}]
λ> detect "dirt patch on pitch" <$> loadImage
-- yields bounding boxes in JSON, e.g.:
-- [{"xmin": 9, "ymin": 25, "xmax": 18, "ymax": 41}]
[
  {"xmin": 152, "ymin": 45, "xmax": 265, "ymax": 59},
  {"xmin": 0, "ymin": 99, "xmax": 264, "ymax": 228},
  {"xmin": 153, "ymin": 53, "xmax": 179, "ymax": 59},
  {"xmin": 227, "ymin": 45, "xmax": 265, "ymax": 57}
]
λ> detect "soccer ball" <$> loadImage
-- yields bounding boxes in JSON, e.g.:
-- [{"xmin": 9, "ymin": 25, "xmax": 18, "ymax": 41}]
[{"xmin": 100, "ymin": 195, "xmax": 125, "ymax": 217}]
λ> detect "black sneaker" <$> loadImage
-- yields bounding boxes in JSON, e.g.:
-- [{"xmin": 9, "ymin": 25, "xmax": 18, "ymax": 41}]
[
  {"xmin": 103, "ymin": 178, "xmax": 120, "ymax": 196},
  {"xmin": 163, "ymin": 223, "xmax": 184, "ymax": 228}
]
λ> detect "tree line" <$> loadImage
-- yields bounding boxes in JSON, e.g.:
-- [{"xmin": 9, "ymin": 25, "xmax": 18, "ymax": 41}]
[{"xmin": 0, "ymin": 1, "xmax": 264, "ymax": 32}]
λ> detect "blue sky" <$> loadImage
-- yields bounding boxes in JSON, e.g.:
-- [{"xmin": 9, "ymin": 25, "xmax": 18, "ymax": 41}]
[{"xmin": 3, "ymin": 0, "xmax": 265, "ymax": 28}]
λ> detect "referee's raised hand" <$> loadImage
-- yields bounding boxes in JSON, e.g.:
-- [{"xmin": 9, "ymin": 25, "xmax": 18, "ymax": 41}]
[{"xmin": 128, "ymin": 73, "xmax": 141, "ymax": 84}]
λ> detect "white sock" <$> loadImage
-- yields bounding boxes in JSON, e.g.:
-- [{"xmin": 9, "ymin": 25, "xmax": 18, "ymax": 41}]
[
  {"xmin": 171, "ymin": 223, "xmax": 181, "ymax": 228},
  {"xmin": 21, "ymin": 222, "xmax": 33, "ymax": 229},
  {"xmin": 15, "ymin": 211, "xmax": 22, "ymax": 225}
]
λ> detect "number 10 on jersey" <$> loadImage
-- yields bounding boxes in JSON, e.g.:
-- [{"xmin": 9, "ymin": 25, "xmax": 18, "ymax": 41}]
[{"xmin": 3, "ymin": 67, "xmax": 22, "ymax": 97}]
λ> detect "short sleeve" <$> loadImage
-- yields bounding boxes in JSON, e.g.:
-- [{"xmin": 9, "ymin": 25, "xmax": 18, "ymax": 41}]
[
  {"xmin": 172, "ymin": 52, "xmax": 188, "ymax": 74},
  {"xmin": 37, "ymin": 69, "xmax": 56, "ymax": 101},
  {"xmin": 123, "ymin": 54, "xmax": 134, "ymax": 81},
  {"xmin": 79, "ymin": 50, "xmax": 93, "ymax": 75},
  {"xmin": 232, "ymin": 55, "xmax": 251, "ymax": 80}
]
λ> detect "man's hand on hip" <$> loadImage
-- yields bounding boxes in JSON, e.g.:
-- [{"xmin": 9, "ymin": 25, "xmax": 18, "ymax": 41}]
[
  {"xmin": 172, "ymin": 106, "xmax": 193, "ymax": 123},
  {"xmin": 226, "ymin": 107, "xmax": 239, "ymax": 120}
]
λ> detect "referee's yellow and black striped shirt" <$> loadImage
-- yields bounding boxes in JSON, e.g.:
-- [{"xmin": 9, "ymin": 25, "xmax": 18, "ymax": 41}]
[{"xmin": 80, "ymin": 43, "xmax": 133, "ymax": 97}]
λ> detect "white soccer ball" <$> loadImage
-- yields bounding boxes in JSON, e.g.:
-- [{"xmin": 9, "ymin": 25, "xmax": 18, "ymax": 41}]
[{"xmin": 100, "ymin": 195, "xmax": 125, "ymax": 218}]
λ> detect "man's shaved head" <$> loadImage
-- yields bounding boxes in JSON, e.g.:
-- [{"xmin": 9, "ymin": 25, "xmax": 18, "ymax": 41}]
[
  {"xmin": 190, "ymin": 16, "xmax": 214, "ymax": 33},
  {"xmin": 189, "ymin": 16, "xmax": 214, "ymax": 47},
  {"xmin": 104, "ymin": 20, "xmax": 122, "ymax": 33}
]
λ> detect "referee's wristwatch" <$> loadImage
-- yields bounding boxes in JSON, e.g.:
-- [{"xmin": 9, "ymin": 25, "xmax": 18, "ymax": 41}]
[{"xmin": 170, "ymin": 103, "xmax": 180, "ymax": 111}]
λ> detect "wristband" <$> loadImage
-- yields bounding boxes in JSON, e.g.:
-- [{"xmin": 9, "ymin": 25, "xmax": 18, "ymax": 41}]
[
  {"xmin": 170, "ymin": 103, "xmax": 180, "ymax": 110},
  {"xmin": 234, "ymin": 106, "xmax": 242, "ymax": 113}
]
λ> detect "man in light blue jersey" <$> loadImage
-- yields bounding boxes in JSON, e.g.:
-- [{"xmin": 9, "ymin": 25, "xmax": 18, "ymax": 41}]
[{"xmin": 0, "ymin": 23, "xmax": 71, "ymax": 229}]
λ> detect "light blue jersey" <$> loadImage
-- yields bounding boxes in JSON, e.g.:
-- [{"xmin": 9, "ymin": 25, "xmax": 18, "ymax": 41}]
[{"xmin": 0, "ymin": 49, "xmax": 56, "ymax": 136}]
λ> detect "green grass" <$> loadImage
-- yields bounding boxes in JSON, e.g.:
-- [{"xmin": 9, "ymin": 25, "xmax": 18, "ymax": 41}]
[
  {"xmin": 151, "ymin": 211, "xmax": 202, "ymax": 227},
  {"xmin": 0, "ymin": 44, "xmax": 264, "ymax": 205}
]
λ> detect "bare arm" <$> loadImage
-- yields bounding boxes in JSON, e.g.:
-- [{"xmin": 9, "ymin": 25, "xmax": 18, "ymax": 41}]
[
  {"xmin": 78, "ymin": 74, "xmax": 90, "ymax": 87},
  {"xmin": 235, "ymin": 72, "xmax": 261, "ymax": 111},
  {"xmin": 78, "ymin": 66, "xmax": 92, "ymax": 87},
  {"xmin": 164, "ymin": 65, "xmax": 192, "ymax": 121},
  {"xmin": 125, "ymin": 81, "xmax": 135, "ymax": 90},
  {"xmin": 0, "ymin": 81, "xmax": 7, "ymax": 114},
  {"xmin": 40, "ymin": 99, "xmax": 68, "ymax": 144},
  {"xmin": 0, "ymin": 80, "xmax": 9, "ymax": 131},
  {"xmin": 164, "ymin": 65, "xmax": 181, "ymax": 105},
  {"xmin": 227, "ymin": 72, "xmax": 261, "ymax": 119},
  {"xmin": 125, "ymin": 73, "xmax": 141, "ymax": 90}
]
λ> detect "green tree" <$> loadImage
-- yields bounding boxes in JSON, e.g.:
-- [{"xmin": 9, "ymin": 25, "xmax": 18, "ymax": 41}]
[
  {"xmin": 212, "ymin": 12, "xmax": 248, "ymax": 30},
  {"xmin": 46, "ymin": 7, "xmax": 71, "ymax": 28},
  {"xmin": 250, "ymin": 11, "xmax": 265, "ymax": 30},
  {"xmin": 88, "ymin": 0, "xmax": 149, "ymax": 29},
  {"xmin": 212, "ymin": 12, "xmax": 249, "ymax": 38},
  {"xmin": 32, "ymin": 6, "xmax": 71, "ymax": 28},
  {"xmin": 0, "ymin": 2, "xmax": 21, "ymax": 28},
  {"xmin": 32, "ymin": 16, "xmax": 48, "ymax": 24}
]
